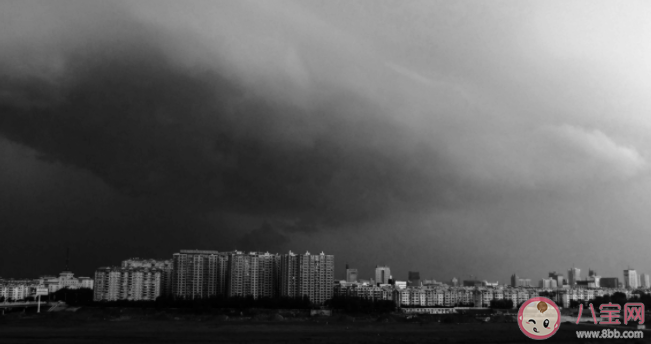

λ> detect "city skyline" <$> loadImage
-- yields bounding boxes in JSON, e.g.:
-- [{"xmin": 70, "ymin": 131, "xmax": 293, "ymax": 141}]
[
  {"xmin": 3, "ymin": 245, "xmax": 648, "ymax": 291},
  {"xmin": 3, "ymin": 0, "xmax": 651, "ymax": 285}
]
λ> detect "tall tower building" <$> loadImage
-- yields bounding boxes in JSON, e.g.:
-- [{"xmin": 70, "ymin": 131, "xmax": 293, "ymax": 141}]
[
  {"xmin": 548, "ymin": 272, "xmax": 564, "ymax": 287},
  {"xmin": 227, "ymin": 252, "xmax": 256, "ymax": 297},
  {"xmin": 511, "ymin": 274, "xmax": 519, "ymax": 287},
  {"xmin": 375, "ymin": 266, "xmax": 391, "ymax": 285},
  {"xmin": 172, "ymin": 250, "xmax": 230, "ymax": 299},
  {"xmin": 257, "ymin": 252, "xmax": 280, "ymax": 298},
  {"xmin": 279, "ymin": 251, "xmax": 334, "ymax": 305},
  {"xmin": 624, "ymin": 269, "xmax": 638, "ymax": 289},
  {"xmin": 227, "ymin": 251, "xmax": 279, "ymax": 299},
  {"xmin": 171, "ymin": 249, "xmax": 333, "ymax": 304},
  {"xmin": 298, "ymin": 251, "xmax": 334, "ymax": 305},
  {"xmin": 640, "ymin": 273, "xmax": 650, "ymax": 288},
  {"xmin": 568, "ymin": 267, "xmax": 580, "ymax": 287},
  {"xmin": 280, "ymin": 251, "xmax": 300, "ymax": 298},
  {"xmin": 345, "ymin": 264, "xmax": 358, "ymax": 283}
]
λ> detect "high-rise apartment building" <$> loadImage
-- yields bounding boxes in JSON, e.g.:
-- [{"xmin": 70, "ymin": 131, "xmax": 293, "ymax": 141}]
[
  {"xmin": 172, "ymin": 250, "xmax": 230, "ymax": 299},
  {"xmin": 568, "ymin": 267, "xmax": 580, "ymax": 287},
  {"xmin": 375, "ymin": 266, "xmax": 391, "ymax": 285},
  {"xmin": 94, "ymin": 266, "xmax": 161, "ymax": 301},
  {"xmin": 227, "ymin": 251, "xmax": 279, "ymax": 298},
  {"xmin": 172, "ymin": 249, "xmax": 333, "ymax": 304},
  {"xmin": 280, "ymin": 252, "xmax": 300, "ymax": 298},
  {"xmin": 640, "ymin": 273, "xmax": 650, "ymax": 288},
  {"xmin": 280, "ymin": 251, "xmax": 334, "ymax": 305},
  {"xmin": 511, "ymin": 274, "xmax": 519, "ymax": 287},
  {"xmin": 624, "ymin": 269, "xmax": 638, "ymax": 289},
  {"xmin": 122, "ymin": 258, "xmax": 173, "ymax": 296}
]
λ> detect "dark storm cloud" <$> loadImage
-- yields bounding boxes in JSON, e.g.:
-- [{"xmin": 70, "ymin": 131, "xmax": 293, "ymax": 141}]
[
  {"xmin": 237, "ymin": 222, "xmax": 289, "ymax": 253},
  {"xmin": 4, "ymin": 0, "xmax": 651, "ymax": 282},
  {"xmin": 0, "ymin": 1, "xmax": 458, "ymax": 235}
]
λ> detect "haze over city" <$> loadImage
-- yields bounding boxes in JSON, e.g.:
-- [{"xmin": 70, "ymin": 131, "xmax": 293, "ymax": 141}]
[{"xmin": 1, "ymin": 0, "xmax": 651, "ymax": 285}]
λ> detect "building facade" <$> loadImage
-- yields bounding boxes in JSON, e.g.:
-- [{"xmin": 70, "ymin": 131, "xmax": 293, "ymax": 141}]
[
  {"xmin": 600, "ymin": 277, "xmax": 619, "ymax": 288},
  {"xmin": 227, "ymin": 251, "xmax": 279, "ymax": 299},
  {"xmin": 279, "ymin": 251, "xmax": 334, "ymax": 305},
  {"xmin": 375, "ymin": 266, "xmax": 391, "ymax": 285},
  {"xmin": 172, "ymin": 250, "xmax": 230, "ymax": 299},
  {"xmin": 549, "ymin": 272, "xmax": 564, "ymax": 286},
  {"xmin": 640, "ymin": 273, "xmax": 650, "ymax": 288},
  {"xmin": 122, "ymin": 258, "xmax": 173, "ymax": 296},
  {"xmin": 39, "ymin": 271, "xmax": 94, "ymax": 293},
  {"xmin": 334, "ymin": 283, "xmax": 393, "ymax": 301},
  {"xmin": 94, "ymin": 266, "xmax": 162, "ymax": 301},
  {"xmin": 171, "ymin": 249, "xmax": 333, "ymax": 305},
  {"xmin": 624, "ymin": 269, "xmax": 638, "ymax": 289},
  {"xmin": 0, "ymin": 280, "xmax": 39, "ymax": 301},
  {"xmin": 568, "ymin": 268, "xmax": 581, "ymax": 287},
  {"xmin": 539, "ymin": 278, "xmax": 558, "ymax": 289},
  {"xmin": 345, "ymin": 265, "xmax": 358, "ymax": 283},
  {"xmin": 511, "ymin": 274, "xmax": 532, "ymax": 287}
]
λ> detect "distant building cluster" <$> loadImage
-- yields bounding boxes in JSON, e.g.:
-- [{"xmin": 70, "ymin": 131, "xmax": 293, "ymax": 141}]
[
  {"xmin": 5, "ymin": 249, "xmax": 651, "ymax": 310},
  {"xmin": 91, "ymin": 249, "xmax": 334, "ymax": 305},
  {"xmin": 170, "ymin": 250, "xmax": 334, "ymax": 305},
  {"xmin": 0, "ymin": 271, "xmax": 93, "ymax": 301},
  {"xmin": 394, "ymin": 285, "xmax": 641, "ymax": 309},
  {"xmin": 511, "ymin": 274, "xmax": 532, "ymax": 287},
  {"xmin": 332, "ymin": 263, "xmax": 651, "ymax": 311},
  {"xmin": 506, "ymin": 267, "xmax": 651, "ymax": 292}
]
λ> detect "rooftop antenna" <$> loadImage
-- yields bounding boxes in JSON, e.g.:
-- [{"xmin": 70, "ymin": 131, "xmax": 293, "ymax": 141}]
[{"xmin": 65, "ymin": 247, "xmax": 70, "ymax": 271}]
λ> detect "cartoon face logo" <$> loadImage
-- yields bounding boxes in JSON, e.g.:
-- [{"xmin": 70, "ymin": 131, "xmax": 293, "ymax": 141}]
[{"xmin": 518, "ymin": 297, "xmax": 561, "ymax": 340}]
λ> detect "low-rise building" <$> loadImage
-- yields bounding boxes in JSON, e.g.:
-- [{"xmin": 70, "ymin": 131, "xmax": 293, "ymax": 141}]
[
  {"xmin": 0, "ymin": 281, "xmax": 39, "ymax": 301},
  {"xmin": 39, "ymin": 271, "xmax": 94, "ymax": 293}
]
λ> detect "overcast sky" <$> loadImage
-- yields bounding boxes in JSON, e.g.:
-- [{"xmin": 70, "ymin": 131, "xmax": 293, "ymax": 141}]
[{"xmin": 1, "ymin": 0, "xmax": 650, "ymax": 284}]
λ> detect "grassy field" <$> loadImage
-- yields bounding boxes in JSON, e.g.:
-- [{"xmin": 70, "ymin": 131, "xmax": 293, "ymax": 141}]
[{"xmin": 0, "ymin": 308, "xmax": 647, "ymax": 343}]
